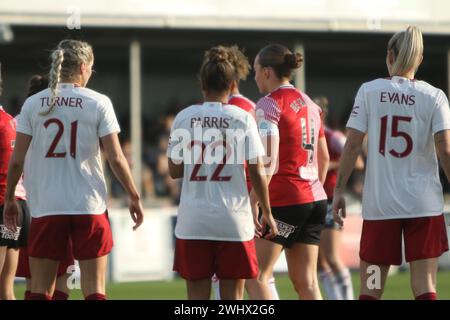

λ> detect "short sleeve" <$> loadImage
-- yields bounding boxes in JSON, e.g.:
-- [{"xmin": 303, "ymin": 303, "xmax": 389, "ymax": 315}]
[
  {"xmin": 346, "ymin": 85, "xmax": 368, "ymax": 134},
  {"xmin": 16, "ymin": 99, "xmax": 33, "ymax": 136},
  {"xmin": 97, "ymin": 96, "xmax": 120, "ymax": 138},
  {"xmin": 166, "ymin": 114, "xmax": 184, "ymax": 162},
  {"xmin": 431, "ymin": 90, "xmax": 450, "ymax": 135},
  {"xmin": 245, "ymin": 115, "xmax": 265, "ymax": 161},
  {"xmin": 255, "ymin": 96, "xmax": 281, "ymax": 126}
]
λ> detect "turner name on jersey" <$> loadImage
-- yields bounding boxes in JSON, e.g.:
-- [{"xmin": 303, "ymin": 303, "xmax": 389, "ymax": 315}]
[{"xmin": 16, "ymin": 83, "xmax": 120, "ymax": 218}]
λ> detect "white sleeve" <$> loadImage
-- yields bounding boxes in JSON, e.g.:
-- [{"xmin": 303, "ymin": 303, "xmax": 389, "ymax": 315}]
[
  {"xmin": 346, "ymin": 85, "xmax": 368, "ymax": 134},
  {"xmin": 431, "ymin": 90, "xmax": 450, "ymax": 135},
  {"xmin": 245, "ymin": 115, "xmax": 265, "ymax": 161},
  {"xmin": 166, "ymin": 115, "xmax": 185, "ymax": 162},
  {"xmin": 97, "ymin": 96, "xmax": 121, "ymax": 138},
  {"xmin": 16, "ymin": 99, "xmax": 33, "ymax": 136}
]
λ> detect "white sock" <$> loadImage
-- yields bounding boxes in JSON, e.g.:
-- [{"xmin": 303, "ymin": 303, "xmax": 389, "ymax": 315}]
[
  {"xmin": 318, "ymin": 270, "xmax": 343, "ymax": 300},
  {"xmin": 335, "ymin": 268, "xmax": 354, "ymax": 300},
  {"xmin": 212, "ymin": 274, "xmax": 221, "ymax": 300},
  {"xmin": 268, "ymin": 277, "xmax": 280, "ymax": 300}
]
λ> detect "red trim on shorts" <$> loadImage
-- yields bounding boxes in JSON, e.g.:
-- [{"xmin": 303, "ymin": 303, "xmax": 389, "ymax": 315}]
[
  {"xmin": 173, "ymin": 238, "xmax": 258, "ymax": 281},
  {"xmin": 360, "ymin": 215, "xmax": 449, "ymax": 266},
  {"xmin": 28, "ymin": 212, "xmax": 113, "ymax": 261}
]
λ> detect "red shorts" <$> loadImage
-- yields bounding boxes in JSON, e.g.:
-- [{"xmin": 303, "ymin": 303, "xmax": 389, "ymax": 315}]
[
  {"xmin": 16, "ymin": 241, "xmax": 75, "ymax": 278},
  {"xmin": 174, "ymin": 238, "xmax": 258, "ymax": 281},
  {"xmin": 28, "ymin": 212, "xmax": 113, "ymax": 261},
  {"xmin": 360, "ymin": 214, "xmax": 449, "ymax": 266}
]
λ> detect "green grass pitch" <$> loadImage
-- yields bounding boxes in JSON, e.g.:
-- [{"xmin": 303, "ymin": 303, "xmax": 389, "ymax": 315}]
[{"xmin": 13, "ymin": 270, "xmax": 450, "ymax": 300}]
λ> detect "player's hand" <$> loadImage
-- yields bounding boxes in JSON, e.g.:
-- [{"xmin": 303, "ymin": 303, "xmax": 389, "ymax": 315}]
[
  {"xmin": 249, "ymin": 190, "xmax": 262, "ymax": 237},
  {"xmin": 128, "ymin": 196, "xmax": 144, "ymax": 231},
  {"xmin": 261, "ymin": 210, "xmax": 278, "ymax": 240},
  {"xmin": 332, "ymin": 191, "xmax": 346, "ymax": 227},
  {"xmin": 2, "ymin": 199, "xmax": 21, "ymax": 232}
]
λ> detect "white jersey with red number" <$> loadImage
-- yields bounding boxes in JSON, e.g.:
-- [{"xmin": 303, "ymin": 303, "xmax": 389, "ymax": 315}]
[
  {"xmin": 16, "ymin": 83, "xmax": 120, "ymax": 218},
  {"xmin": 255, "ymin": 84, "xmax": 327, "ymax": 207},
  {"xmin": 347, "ymin": 76, "xmax": 450, "ymax": 220},
  {"xmin": 167, "ymin": 102, "xmax": 265, "ymax": 241}
]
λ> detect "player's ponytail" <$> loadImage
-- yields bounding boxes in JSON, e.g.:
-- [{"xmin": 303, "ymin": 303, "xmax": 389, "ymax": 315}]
[
  {"xmin": 257, "ymin": 44, "xmax": 303, "ymax": 79},
  {"xmin": 43, "ymin": 49, "xmax": 64, "ymax": 116},
  {"xmin": 388, "ymin": 25, "xmax": 423, "ymax": 76},
  {"xmin": 41, "ymin": 39, "xmax": 93, "ymax": 116},
  {"xmin": 200, "ymin": 46, "xmax": 235, "ymax": 92}
]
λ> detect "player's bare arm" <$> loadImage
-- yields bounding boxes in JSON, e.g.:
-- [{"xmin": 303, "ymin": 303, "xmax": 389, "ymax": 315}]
[
  {"xmin": 101, "ymin": 132, "xmax": 143, "ymax": 230},
  {"xmin": 168, "ymin": 158, "xmax": 184, "ymax": 179},
  {"xmin": 332, "ymin": 128, "xmax": 365, "ymax": 226},
  {"xmin": 248, "ymin": 157, "xmax": 278, "ymax": 239},
  {"xmin": 435, "ymin": 129, "xmax": 450, "ymax": 184},
  {"xmin": 317, "ymin": 136, "xmax": 330, "ymax": 185},
  {"xmin": 261, "ymin": 132, "xmax": 279, "ymax": 184}
]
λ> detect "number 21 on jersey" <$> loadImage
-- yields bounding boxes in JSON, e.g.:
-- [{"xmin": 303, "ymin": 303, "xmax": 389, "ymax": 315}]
[{"xmin": 44, "ymin": 118, "xmax": 78, "ymax": 158}]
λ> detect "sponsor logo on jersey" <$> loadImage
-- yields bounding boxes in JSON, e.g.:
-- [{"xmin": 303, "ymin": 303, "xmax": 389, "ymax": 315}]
[
  {"xmin": 290, "ymin": 98, "xmax": 306, "ymax": 113},
  {"xmin": 274, "ymin": 219, "xmax": 297, "ymax": 239}
]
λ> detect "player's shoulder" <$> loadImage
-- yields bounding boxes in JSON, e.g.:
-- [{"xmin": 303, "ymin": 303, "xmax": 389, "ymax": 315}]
[
  {"xmin": 76, "ymin": 87, "xmax": 112, "ymax": 106},
  {"xmin": 229, "ymin": 95, "xmax": 256, "ymax": 109},
  {"xmin": 265, "ymin": 85, "xmax": 297, "ymax": 102},
  {"xmin": 224, "ymin": 103, "xmax": 250, "ymax": 116},
  {"xmin": 413, "ymin": 79, "xmax": 445, "ymax": 100},
  {"xmin": 0, "ymin": 106, "xmax": 13, "ymax": 128},
  {"xmin": 223, "ymin": 104, "xmax": 256, "ymax": 129},
  {"xmin": 299, "ymin": 91, "xmax": 322, "ymax": 114},
  {"xmin": 359, "ymin": 78, "xmax": 391, "ymax": 93},
  {"xmin": 172, "ymin": 104, "xmax": 203, "ymax": 125},
  {"xmin": 24, "ymin": 88, "xmax": 50, "ymax": 105}
]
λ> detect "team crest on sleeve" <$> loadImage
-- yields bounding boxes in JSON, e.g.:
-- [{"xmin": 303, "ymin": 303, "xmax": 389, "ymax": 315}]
[
  {"xmin": 258, "ymin": 120, "xmax": 269, "ymax": 130},
  {"xmin": 351, "ymin": 105, "xmax": 360, "ymax": 117}
]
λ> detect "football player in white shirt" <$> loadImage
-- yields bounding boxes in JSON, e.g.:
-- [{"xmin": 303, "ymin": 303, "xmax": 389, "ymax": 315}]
[
  {"xmin": 332, "ymin": 26, "xmax": 450, "ymax": 300},
  {"xmin": 167, "ymin": 46, "xmax": 278, "ymax": 300},
  {"xmin": 2, "ymin": 39, "xmax": 144, "ymax": 300}
]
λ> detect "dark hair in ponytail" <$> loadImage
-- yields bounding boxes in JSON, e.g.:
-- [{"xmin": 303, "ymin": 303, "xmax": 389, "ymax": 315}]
[
  {"xmin": 27, "ymin": 74, "xmax": 49, "ymax": 97},
  {"xmin": 200, "ymin": 46, "xmax": 235, "ymax": 92},
  {"xmin": 257, "ymin": 44, "xmax": 303, "ymax": 79}
]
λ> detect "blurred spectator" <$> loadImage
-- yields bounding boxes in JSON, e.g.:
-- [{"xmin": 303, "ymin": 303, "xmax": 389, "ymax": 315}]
[
  {"xmin": 144, "ymin": 113, "xmax": 181, "ymax": 204},
  {"xmin": 315, "ymin": 96, "xmax": 365, "ymax": 200}
]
